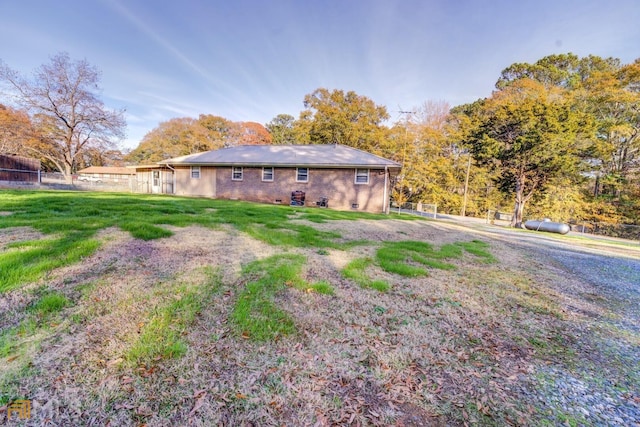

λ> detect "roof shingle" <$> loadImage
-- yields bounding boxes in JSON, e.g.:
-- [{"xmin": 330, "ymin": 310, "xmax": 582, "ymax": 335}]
[{"xmin": 158, "ymin": 144, "xmax": 401, "ymax": 169}]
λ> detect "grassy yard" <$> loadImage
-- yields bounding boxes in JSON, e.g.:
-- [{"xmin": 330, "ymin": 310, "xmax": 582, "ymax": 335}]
[{"xmin": 0, "ymin": 189, "xmax": 637, "ymax": 426}]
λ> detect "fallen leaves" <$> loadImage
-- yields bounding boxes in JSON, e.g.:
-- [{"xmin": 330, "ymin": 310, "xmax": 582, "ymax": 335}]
[
  {"xmin": 189, "ymin": 390, "xmax": 207, "ymax": 417},
  {"xmin": 136, "ymin": 405, "xmax": 153, "ymax": 417},
  {"xmin": 4, "ymin": 216, "xmax": 625, "ymax": 427}
]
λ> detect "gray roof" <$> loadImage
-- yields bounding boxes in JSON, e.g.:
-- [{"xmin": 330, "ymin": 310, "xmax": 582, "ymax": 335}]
[{"xmin": 159, "ymin": 144, "xmax": 401, "ymax": 169}]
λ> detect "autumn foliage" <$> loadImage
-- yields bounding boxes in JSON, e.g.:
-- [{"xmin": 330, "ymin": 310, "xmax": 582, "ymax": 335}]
[
  {"xmin": 0, "ymin": 53, "xmax": 126, "ymax": 183},
  {"xmin": 1, "ymin": 52, "xmax": 638, "ymax": 227}
]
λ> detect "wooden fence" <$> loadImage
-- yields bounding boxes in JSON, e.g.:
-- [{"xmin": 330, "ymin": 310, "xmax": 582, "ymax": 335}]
[{"xmin": 0, "ymin": 155, "xmax": 41, "ymax": 183}]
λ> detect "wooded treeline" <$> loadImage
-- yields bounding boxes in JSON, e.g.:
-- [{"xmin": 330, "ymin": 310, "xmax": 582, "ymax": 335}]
[{"xmin": 1, "ymin": 52, "xmax": 638, "ymax": 228}]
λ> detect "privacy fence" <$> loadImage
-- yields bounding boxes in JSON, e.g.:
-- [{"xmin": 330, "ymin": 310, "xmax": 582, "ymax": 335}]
[{"xmin": 0, "ymin": 155, "xmax": 41, "ymax": 183}]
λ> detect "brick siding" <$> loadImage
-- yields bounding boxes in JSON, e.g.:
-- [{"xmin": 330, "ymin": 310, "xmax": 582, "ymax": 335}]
[{"xmin": 214, "ymin": 166, "xmax": 389, "ymax": 213}]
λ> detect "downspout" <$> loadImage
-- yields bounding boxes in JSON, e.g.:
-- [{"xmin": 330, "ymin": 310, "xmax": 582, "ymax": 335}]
[
  {"xmin": 165, "ymin": 164, "xmax": 176, "ymax": 194},
  {"xmin": 383, "ymin": 166, "xmax": 389, "ymax": 214}
]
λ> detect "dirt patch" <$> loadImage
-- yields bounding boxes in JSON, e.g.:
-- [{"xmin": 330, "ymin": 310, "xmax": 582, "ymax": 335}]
[{"xmin": 0, "ymin": 226, "xmax": 44, "ymax": 250}]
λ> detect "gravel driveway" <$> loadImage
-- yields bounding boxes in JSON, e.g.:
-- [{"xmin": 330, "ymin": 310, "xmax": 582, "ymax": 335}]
[{"xmin": 445, "ymin": 217, "xmax": 640, "ymax": 426}]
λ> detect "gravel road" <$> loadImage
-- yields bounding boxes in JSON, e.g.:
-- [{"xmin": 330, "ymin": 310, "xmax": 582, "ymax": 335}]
[
  {"xmin": 467, "ymin": 221, "xmax": 640, "ymax": 426},
  {"xmin": 410, "ymin": 210, "xmax": 640, "ymax": 425},
  {"xmin": 530, "ymin": 243, "xmax": 640, "ymax": 426}
]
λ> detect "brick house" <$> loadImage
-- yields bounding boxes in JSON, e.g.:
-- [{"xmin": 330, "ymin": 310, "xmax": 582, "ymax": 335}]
[{"xmin": 148, "ymin": 144, "xmax": 401, "ymax": 213}]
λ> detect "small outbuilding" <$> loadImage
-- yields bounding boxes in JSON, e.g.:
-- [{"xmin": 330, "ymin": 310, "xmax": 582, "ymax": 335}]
[
  {"xmin": 129, "ymin": 165, "xmax": 174, "ymax": 194},
  {"xmin": 136, "ymin": 144, "xmax": 401, "ymax": 213},
  {"xmin": 77, "ymin": 166, "xmax": 136, "ymax": 183}
]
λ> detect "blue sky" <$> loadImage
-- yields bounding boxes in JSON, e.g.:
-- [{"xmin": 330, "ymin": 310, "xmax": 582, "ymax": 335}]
[{"xmin": 1, "ymin": 0, "xmax": 638, "ymax": 150}]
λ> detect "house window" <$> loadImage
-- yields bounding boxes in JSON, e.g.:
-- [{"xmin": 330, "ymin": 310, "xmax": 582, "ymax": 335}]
[
  {"xmin": 296, "ymin": 167, "xmax": 308, "ymax": 182},
  {"xmin": 191, "ymin": 166, "xmax": 201, "ymax": 179},
  {"xmin": 262, "ymin": 167, "xmax": 274, "ymax": 182},
  {"xmin": 152, "ymin": 170, "xmax": 160, "ymax": 186},
  {"xmin": 355, "ymin": 169, "xmax": 369, "ymax": 184},
  {"xmin": 232, "ymin": 166, "xmax": 243, "ymax": 181}
]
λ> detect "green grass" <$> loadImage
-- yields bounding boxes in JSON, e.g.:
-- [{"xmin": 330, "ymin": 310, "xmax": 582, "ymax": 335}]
[
  {"xmin": 118, "ymin": 221, "xmax": 174, "ymax": 240},
  {"xmin": 377, "ymin": 240, "xmax": 495, "ymax": 278},
  {"xmin": 126, "ymin": 287, "xmax": 199, "ymax": 365},
  {"xmin": 1, "ymin": 291, "xmax": 70, "ymax": 358},
  {"xmin": 341, "ymin": 240, "xmax": 496, "ymax": 291},
  {"xmin": 454, "ymin": 240, "xmax": 496, "ymax": 263},
  {"xmin": 0, "ymin": 363, "xmax": 38, "ymax": 406},
  {"xmin": 342, "ymin": 258, "xmax": 390, "ymax": 292},
  {"xmin": 0, "ymin": 290, "xmax": 72, "ymax": 404},
  {"xmin": 308, "ymin": 280, "xmax": 335, "ymax": 295},
  {"xmin": 241, "ymin": 222, "xmax": 348, "ymax": 248},
  {"xmin": 231, "ymin": 254, "xmax": 331, "ymax": 341},
  {"xmin": 29, "ymin": 292, "xmax": 69, "ymax": 317},
  {"xmin": 0, "ymin": 319, "xmax": 38, "ymax": 359},
  {"xmin": 376, "ymin": 241, "xmax": 456, "ymax": 277},
  {"xmin": 300, "ymin": 209, "xmax": 414, "ymax": 223},
  {"xmin": 0, "ymin": 234, "xmax": 100, "ymax": 292},
  {"xmin": 126, "ymin": 267, "xmax": 224, "ymax": 366},
  {"xmin": 0, "ymin": 190, "xmax": 392, "ymax": 291}
]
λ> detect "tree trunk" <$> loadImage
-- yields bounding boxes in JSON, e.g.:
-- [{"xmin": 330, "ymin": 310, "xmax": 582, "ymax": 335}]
[
  {"xmin": 64, "ymin": 162, "xmax": 73, "ymax": 185},
  {"xmin": 512, "ymin": 199, "xmax": 526, "ymax": 228},
  {"xmin": 511, "ymin": 176, "xmax": 525, "ymax": 228}
]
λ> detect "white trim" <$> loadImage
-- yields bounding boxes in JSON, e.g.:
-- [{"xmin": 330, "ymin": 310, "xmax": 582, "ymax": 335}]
[
  {"xmin": 165, "ymin": 163, "xmax": 176, "ymax": 195},
  {"xmin": 152, "ymin": 170, "xmax": 160, "ymax": 194},
  {"xmin": 296, "ymin": 167, "xmax": 309, "ymax": 183},
  {"xmin": 190, "ymin": 166, "xmax": 201, "ymax": 179},
  {"xmin": 262, "ymin": 166, "xmax": 274, "ymax": 182},
  {"xmin": 383, "ymin": 166, "xmax": 388, "ymax": 213},
  {"xmin": 354, "ymin": 168, "xmax": 369, "ymax": 184},
  {"xmin": 232, "ymin": 166, "xmax": 243, "ymax": 181}
]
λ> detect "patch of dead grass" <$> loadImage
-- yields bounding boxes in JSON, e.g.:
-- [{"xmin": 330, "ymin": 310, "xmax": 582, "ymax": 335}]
[
  {"xmin": 0, "ymin": 226, "xmax": 44, "ymax": 250},
  {"xmin": 1, "ymin": 218, "xmax": 631, "ymax": 425}
]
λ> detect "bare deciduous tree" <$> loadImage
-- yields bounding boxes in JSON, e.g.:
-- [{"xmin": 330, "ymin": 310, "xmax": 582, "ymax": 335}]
[{"xmin": 0, "ymin": 52, "xmax": 126, "ymax": 183}]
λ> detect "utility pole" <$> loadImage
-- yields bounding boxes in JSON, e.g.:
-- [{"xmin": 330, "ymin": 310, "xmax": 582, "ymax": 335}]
[
  {"xmin": 393, "ymin": 109, "xmax": 415, "ymax": 210},
  {"xmin": 398, "ymin": 110, "xmax": 413, "ymax": 169},
  {"xmin": 461, "ymin": 152, "xmax": 471, "ymax": 217}
]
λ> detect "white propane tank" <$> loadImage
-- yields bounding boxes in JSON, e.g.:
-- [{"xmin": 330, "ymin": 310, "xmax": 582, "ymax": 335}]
[{"xmin": 524, "ymin": 218, "xmax": 570, "ymax": 235}]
